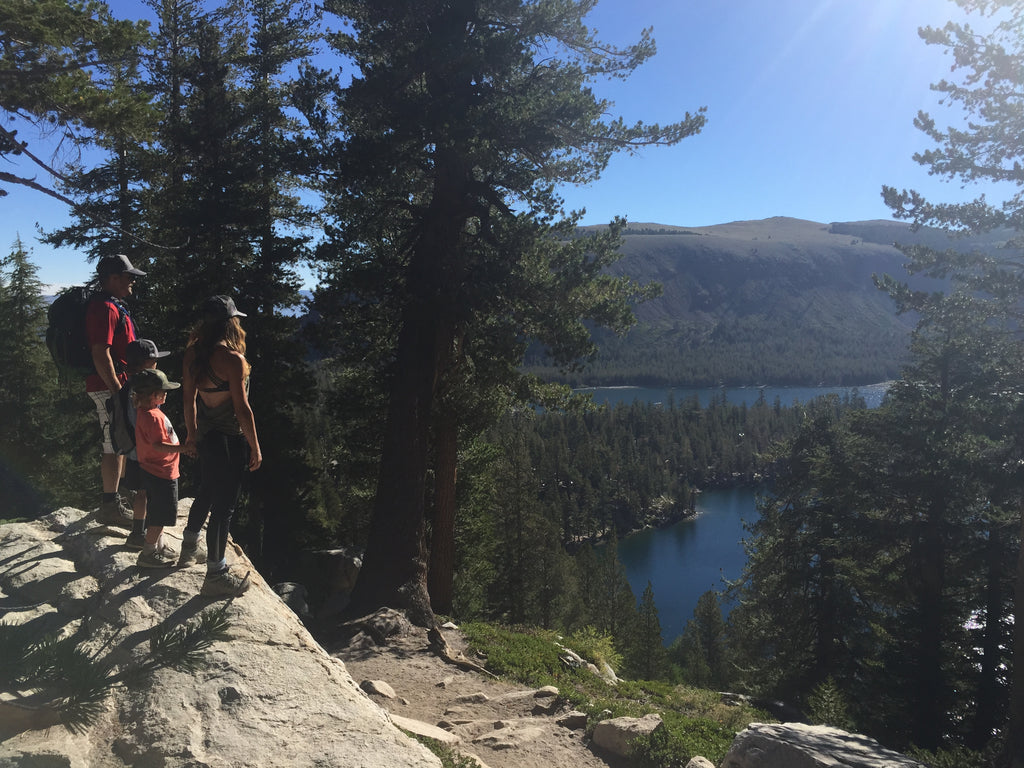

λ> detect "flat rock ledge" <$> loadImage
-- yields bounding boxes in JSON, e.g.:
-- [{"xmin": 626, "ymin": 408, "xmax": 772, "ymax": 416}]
[
  {"xmin": 722, "ymin": 723, "xmax": 927, "ymax": 768},
  {"xmin": 0, "ymin": 503, "xmax": 440, "ymax": 768}
]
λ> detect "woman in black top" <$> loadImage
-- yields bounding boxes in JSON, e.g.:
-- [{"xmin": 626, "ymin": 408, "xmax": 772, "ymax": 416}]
[{"xmin": 181, "ymin": 296, "xmax": 262, "ymax": 598}]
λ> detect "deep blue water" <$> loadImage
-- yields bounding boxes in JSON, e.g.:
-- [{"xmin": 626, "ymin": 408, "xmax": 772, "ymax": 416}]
[
  {"xmin": 593, "ymin": 385, "xmax": 887, "ymax": 645},
  {"xmin": 576, "ymin": 382, "xmax": 890, "ymax": 410},
  {"xmin": 615, "ymin": 486, "xmax": 761, "ymax": 645}
]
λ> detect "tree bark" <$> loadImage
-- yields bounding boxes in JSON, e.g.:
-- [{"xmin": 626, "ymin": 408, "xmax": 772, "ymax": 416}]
[
  {"xmin": 970, "ymin": 521, "xmax": 1005, "ymax": 750},
  {"xmin": 913, "ymin": 504, "xmax": 946, "ymax": 751},
  {"xmin": 1002, "ymin": 506, "xmax": 1024, "ymax": 768},
  {"xmin": 428, "ymin": 410, "xmax": 458, "ymax": 615},
  {"xmin": 344, "ymin": 297, "xmax": 445, "ymax": 627}
]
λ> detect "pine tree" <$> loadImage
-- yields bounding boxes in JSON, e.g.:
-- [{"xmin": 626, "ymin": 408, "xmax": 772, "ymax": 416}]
[
  {"xmin": 574, "ymin": 535, "xmax": 636, "ymax": 644},
  {"xmin": 42, "ymin": 51, "xmax": 157, "ymax": 265},
  {"xmin": 0, "ymin": 0, "xmax": 148, "ymax": 202},
  {"xmin": 317, "ymin": 0, "xmax": 705, "ymax": 626},
  {"xmin": 726, "ymin": 405, "xmax": 884, "ymax": 716},
  {"xmin": 880, "ymin": 1, "xmax": 1024, "ymax": 759},
  {"xmin": 0, "ymin": 238, "xmax": 89, "ymax": 515},
  {"xmin": 623, "ymin": 581, "xmax": 667, "ymax": 680},
  {"xmin": 671, "ymin": 590, "xmax": 729, "ymax": 689}
]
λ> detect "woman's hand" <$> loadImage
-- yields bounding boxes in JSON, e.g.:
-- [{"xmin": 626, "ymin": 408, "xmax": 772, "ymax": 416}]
[{"xmin": 248, "ymin": 445, "xmax": 262, "ymax": 471}]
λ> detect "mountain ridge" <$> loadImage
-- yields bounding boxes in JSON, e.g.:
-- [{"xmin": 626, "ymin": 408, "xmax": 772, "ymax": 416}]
[{"xmin": 533, "ymin": 217, "xmax": 983, "ymax": 387}]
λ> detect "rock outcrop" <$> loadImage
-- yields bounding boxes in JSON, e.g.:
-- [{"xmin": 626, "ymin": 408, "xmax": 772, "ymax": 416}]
[
  {"xmin": 591, "ymin": 713, "xmax": 664, "ymax": 758},
  {"xmin": 0, "ymin": 503, "xmax": 440, "ymax": 768},
  {"xmin": 722, "ymin": 723, "xmax": 927, "ymax": 768}
]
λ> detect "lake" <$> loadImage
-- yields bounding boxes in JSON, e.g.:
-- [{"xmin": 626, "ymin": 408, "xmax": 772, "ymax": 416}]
[
  {"xmin": 598, "ymin": 384, "xmax": 887, "ymax": 645},
  {"xmin": 577, "ymin": 382, "xmax": 890, "ymax": 410},
  {"xmin": 615, "ymin": 485, "xmax": 761, "ymax": 645}
]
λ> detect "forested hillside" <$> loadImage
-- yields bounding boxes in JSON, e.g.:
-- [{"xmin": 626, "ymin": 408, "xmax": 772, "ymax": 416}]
[{"xmin": 529, "ymin": 216, "xmax": 995, "ymax": 387}]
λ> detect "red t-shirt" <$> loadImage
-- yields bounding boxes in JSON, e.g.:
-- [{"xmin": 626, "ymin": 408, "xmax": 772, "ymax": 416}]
[
  {"xmin": 84, "ymin": 296, "xmax": 137, "ymax": 392},
  {"xmin": 135, "ymin": 406, "xmax": 180, "ymax": 480}
]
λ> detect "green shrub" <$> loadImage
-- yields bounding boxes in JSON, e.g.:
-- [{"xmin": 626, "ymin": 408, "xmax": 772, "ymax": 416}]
[
  {"xmin": 564, "ymin": 626, "xmax": 622, "ymax": 671},
  {"xmin": 409, "ymin": 735, "xmax": 479, "ymax": 768},
  {"xmin": 908, "ymin": 745, "xmax": 992, "ymax": 768},
  {"xmin": 806, "ymin": 677, "xmax": 854, "ymax": 731},
  {"xmin": 631, "ymin": 714, "xmax": 739, "ymax": 767}
]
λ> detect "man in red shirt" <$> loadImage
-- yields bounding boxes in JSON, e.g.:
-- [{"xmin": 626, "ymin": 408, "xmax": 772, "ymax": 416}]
[{"xmin": 86, "ymin": 254, "xmax": 144, "ymax": 527}]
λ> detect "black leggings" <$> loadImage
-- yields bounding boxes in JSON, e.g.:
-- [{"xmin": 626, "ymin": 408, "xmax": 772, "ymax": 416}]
[{"xmin": 185, "ymin": 431, "xmax": 248, "ymax": 566}]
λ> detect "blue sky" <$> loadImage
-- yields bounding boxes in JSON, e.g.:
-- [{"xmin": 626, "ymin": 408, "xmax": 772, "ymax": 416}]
[{"xmin": 1, "ymin": 0, "xmax": 1007, "ymax": 290}]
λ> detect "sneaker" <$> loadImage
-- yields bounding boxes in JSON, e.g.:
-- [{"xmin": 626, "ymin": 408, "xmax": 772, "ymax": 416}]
[
  {"xmin": 200, "ymin": 570, "xmax": 251, "ymax": 598},
  {"xmin": 177, "ymin": 539, "xmax": 206, "ymax": 566},
  {"xmin": 125, "ymin": 531, "xmax": 146, "ymax": 550},
  {"xmin": 137, "ymin": 545, "xmax": 177, "ymax": 568},
  {"xmin": 97, "ymin": 499, "xmax": 133, "ymax": 529}
]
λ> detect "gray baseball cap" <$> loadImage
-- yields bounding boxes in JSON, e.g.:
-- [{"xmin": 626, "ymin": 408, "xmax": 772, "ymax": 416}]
[{"xmin": 132, "ymin": 368, "xmax": 180, "ymax": 392}]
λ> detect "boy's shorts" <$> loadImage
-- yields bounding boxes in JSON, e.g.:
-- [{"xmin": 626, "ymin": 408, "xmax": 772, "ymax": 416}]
[
  {"xmin": 122, "ymin": 459, "xmax": 143, "ymax": 492},
  {"xmin": 140, "ymin": 471, "xmax": 178, "ymax": 527}
]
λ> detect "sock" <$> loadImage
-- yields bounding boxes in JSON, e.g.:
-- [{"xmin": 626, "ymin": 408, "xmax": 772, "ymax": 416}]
[
  {"xmin": 131, "ymin": 518, "xmax": 145, "ymax": 535},
  {"xmin": 207, "ymin": 558, "xmax": 228, "ymax": 575},
  {"xmin": 142, "ymin": 530, "xmax": 161, "ymax": 553},
  {"xmin": 102, "ymin": 492, "xmax": 116, "ymax": 503}
]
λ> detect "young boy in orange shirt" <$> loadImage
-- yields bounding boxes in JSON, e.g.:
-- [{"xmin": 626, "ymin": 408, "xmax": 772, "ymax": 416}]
[
  {"xmin": 123, "ymin": 339, "xmax": 171, "ymax": 549},
  {"xmin": 133, "ymin": 368, "xmax": 185, "ymax": 568}
]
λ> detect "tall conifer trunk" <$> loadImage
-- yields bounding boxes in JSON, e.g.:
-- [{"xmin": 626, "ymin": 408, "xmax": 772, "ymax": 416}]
[
  {"xmin": 970, "ymin": 521, "xmax": 1005, "ymax": 750},
  {"xmin": 345, "ymin": 295, "xmax": 446, "ymax": 626},
  {"xmin": 912, "ymin": 503, "xmax": 946, "ymax": 750},
  {"xmin": 428, "ymin": 411, "xmax": 458, "ymax": 614},
  {"xmin": 1005, "ymin": 507, "xmax": 1024, "ymax": 768},
  {"xmin": 346, "ymin": 152, "xmax": 467, "ymax": 626}
]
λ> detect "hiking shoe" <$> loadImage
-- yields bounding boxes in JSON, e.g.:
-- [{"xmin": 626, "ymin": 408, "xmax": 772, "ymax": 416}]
[
  {"xmin": 177, "ymin": 539, "xmax": 206, "ymax": 566},
  {"xmin": 137, "ymin": 545, "xmax": 177, "ymax": 568},
  {"xmin": 125, "ymin": 531, "xmax": 146, "ymax": 550},
  {"xmin": 200, "ymin": 570, "xmax": 251, "ymax": 599},
  {"xmin": 97, "ymin": 499, "xmax": 133, "ymax": 529}
]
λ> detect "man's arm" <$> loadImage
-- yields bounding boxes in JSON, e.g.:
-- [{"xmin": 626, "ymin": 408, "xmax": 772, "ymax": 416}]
[
  {"xmin": 87, "ymin": 300, "xmax": 122, "ymax": 392},
  {"xmin": 91, "ymin": 343, "xmax": 121, "ymax": 392}
]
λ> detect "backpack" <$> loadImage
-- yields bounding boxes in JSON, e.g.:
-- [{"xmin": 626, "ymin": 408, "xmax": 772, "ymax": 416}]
[
  {"xmin": 46, "ymin": 288, "xmax": 127, "ymax": 378},
  {"xmin": 107, "ymin": 383, "xmax": 136, "ymax": 455}
]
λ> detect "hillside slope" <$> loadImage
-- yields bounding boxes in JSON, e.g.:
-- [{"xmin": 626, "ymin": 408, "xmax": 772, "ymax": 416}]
[{"xmin": 532, "ymin": 217, "xmax": 964, "ymax": 387}]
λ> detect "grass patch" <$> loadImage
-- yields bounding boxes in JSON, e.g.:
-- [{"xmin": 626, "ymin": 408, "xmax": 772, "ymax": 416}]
[{"xmin": 460, "ymin": 621, "xmax": 769, "ymax": 766}]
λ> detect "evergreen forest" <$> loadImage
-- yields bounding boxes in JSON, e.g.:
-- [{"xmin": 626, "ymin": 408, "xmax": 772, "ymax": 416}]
[{"xmin": 1, "ymin": 1, "xmax": 1023, "ymax": 766}]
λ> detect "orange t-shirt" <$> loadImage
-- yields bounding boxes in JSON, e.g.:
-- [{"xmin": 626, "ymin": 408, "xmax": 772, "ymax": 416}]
[{"xmin": 135, "ymin": 406, "xmax": 180, "ymax": 480}]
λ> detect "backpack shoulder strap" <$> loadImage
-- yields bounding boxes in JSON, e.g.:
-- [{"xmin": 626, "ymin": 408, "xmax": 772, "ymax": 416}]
[{"xmin": 95, "ymin": 293, "xmax": 135, "ymax": 336}]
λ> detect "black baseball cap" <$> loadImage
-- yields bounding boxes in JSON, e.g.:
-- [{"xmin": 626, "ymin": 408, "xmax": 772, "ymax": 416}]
[
  {"xmin": 126, "ymin": 339, "xmax": 170, "ymax": 364},
  {"xmin": 202, "ymin": 295, "xmax": 247, "ymax": 320},
  {"xmin": 97, "ymin": 254, "xmax": 146, "ymax": 278}
]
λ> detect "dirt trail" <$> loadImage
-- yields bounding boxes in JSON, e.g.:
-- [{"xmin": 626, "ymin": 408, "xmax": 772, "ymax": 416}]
[{"xmin": 327, "ymin": 622, "xmax": 624, "ymax": 768}]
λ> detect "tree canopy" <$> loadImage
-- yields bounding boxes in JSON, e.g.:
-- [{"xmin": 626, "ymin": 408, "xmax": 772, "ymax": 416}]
[{"xmin": 0, "ymin": 0, "xmax": 148, "ymax": 203}]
